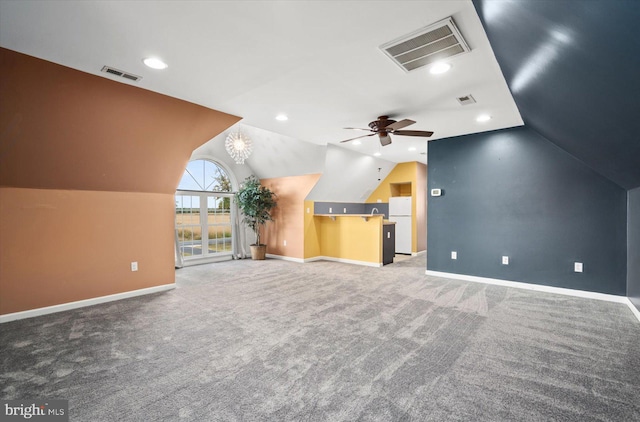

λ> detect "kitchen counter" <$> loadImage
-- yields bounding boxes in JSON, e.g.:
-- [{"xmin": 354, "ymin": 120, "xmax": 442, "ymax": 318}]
[
  {"xmin": 315, "ymin": 213, "xmax": 386, "ymax": 222},
  {"xmin": 310, "ymin": 213, "xmax": 396, "ymax": 266}
]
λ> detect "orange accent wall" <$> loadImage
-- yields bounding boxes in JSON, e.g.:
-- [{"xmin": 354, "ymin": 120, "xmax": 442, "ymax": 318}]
[
  {"xmin": 0, "ymin": 188, "xmax": 175, "ymax": 315},
  {"xmin": 261, "ymin": 174, "xmax": 321, "ymax": 259},
  {"xmin": 0, "ymin": 48, "xmax": 240, "ymax": 193},
  {"xmin": 0, "ymin": 48, "xmax": 240, "ymax": 316}
]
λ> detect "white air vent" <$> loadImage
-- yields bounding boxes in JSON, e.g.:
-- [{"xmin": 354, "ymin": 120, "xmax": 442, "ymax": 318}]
[
  {"xmin": 101, "ymin": 66, "xmax": 142, "ymax": 82},
  {"xmin": 457, "ymin": 94, "xmax": 476, "ymax": 105},
  {"xmin": 380, "ymin": 17, "xmax": 470, "ymax": 73}
]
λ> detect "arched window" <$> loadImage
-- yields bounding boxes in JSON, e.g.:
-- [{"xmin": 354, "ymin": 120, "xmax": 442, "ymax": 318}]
[
  {"xmin": 175, "ymin": 159, "xmax": 235, "ymax": 263},
  {"xmin": 178, "ymin": 159, "xmax": 232, "ymax": 192}
]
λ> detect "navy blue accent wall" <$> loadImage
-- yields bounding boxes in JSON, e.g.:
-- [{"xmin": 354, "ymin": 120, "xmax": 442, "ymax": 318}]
[
  {"xmin": 473, "ymin": 0, "xmax": 640, "ymax": 189},
  {"xmin": 427, "ymin": 126, "xmax": 627, "ymax": 295},
  {"xmin": 628, "ymin": 187, "xmax": 640, "ymax": 309}
]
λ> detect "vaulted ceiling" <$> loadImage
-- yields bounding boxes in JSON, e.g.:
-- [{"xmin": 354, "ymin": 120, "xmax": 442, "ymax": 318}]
[
  {"xmin": 474, "ymin": 0, "xmax": 640, "ymax": 190},
  {"xmin": 1, "ymin": 1, "xmax": 637, "ymax": 189},
  {"xmin": 0, "ymin": 0, "xmax": 522, "ymax": 165}
]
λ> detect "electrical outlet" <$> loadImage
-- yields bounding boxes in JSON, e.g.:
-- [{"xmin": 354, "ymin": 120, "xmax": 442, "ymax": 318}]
[
  {"xmin": 343, "ymin": 207, "xmax": 347, "ymax": 213},
  {"xmin": 451, "ymin": 251, "xmax": 457, "ymax": 260},
  {"xmin": 329, "ymin": 207, "xmax": 332, "ymax": 213},
  {"xmin": 283, "ymin": 240, "xmax": 287, "ymax": 246},
  {"xmin": 131, "ymin": 261, "xmax": 138, "ymax": 272},
  {"xmin": 574, "ymin": 262, "xmax": 583, "ymax": 273},
  {"xmin": 306, "ymin": 207, "xmax": 310, "ymax": 214},
  {"xmin": 502, "ymin": 256, "xmax": 509, "ymax": 265}
]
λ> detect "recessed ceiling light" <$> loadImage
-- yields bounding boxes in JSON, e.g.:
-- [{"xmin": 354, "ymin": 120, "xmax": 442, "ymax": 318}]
[
  {"xmin": 373, "ymin": 152, "xmax": 381, "ymax": 157},
  {"xmin": 408, "ymin": 147, "xmax": 417, "ymax": 151},
  {"xmin": 275, "ymin": 114, "xmax": 288, "ymax": 121},
  {"xmin": 476, "ymin": 114, "xmax": 492, "ymax": 122},
  {"xmin": 143, "ymin": 57, "xmax": 168, "ymax": 70},
  {"xmin": 429, "ymin": 62, "xmax": 451, "ymax": 74},
  {"xmin": 352, "ymin": 140, "xmax": 362, "ymax": 145}
]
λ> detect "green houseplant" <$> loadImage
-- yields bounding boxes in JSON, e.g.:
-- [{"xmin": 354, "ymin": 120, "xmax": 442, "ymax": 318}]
[{"xmin": 235, "ymin": 175, "xmax": 277, "ymax": 260}]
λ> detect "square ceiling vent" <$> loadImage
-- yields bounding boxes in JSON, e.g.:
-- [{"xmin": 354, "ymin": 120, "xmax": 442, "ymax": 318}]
[{"xmin": 380, "ymin": 17, "xmax": 470, "ymax": 72}]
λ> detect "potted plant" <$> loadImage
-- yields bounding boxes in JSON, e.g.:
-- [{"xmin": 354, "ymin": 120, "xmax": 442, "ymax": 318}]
[{"xmin": 235, "ymin": 175, "xmax": 277, "ymax": 260}]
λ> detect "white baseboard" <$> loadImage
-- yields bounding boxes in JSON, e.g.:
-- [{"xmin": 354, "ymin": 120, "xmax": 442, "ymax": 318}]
[
  {"xmin": 411, "ymin": 250, "xmax": 426, "ymax": 257},
  {"xmin": 425, "ymin": 269, "xmax": 629, "ymax": 303},
  {"xmin": 304, "ymin": 256, "xmax": 382, "ymax": 268},
  {"xmin": 0, "ymin": 284, "xmax": 175, "ymax": 323},
  {"xmin": 266, "ymin": 254, "xmax": 305, "ymax": 263},
  {"xmin": 625, "ymin": 298, "xmax": 640, "ymax": 323},
  {"xmin": 181, "ymin": 254, "xmax": 233, "ymax": 266}
]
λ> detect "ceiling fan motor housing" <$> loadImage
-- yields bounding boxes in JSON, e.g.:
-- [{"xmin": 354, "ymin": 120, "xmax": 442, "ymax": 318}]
[{"xmin": 369, "ymin": 116, "xmax": 396, "ymax": 131}]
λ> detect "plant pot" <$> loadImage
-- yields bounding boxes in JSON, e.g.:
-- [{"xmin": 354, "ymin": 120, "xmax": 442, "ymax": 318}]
[{"xmin": 250, "ymin": 244, "xmax": 267, "ymax": 260}]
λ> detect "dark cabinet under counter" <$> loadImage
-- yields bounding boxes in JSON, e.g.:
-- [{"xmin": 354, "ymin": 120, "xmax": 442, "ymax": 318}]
[{"xmin": 383, "ymin": 223, "xmax": 395, "ymax": 265}]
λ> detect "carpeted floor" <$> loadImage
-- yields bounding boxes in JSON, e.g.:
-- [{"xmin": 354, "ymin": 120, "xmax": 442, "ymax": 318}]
[{"xmin": 1, "ymin": 256, "xmax": 639, "ymax": 421}]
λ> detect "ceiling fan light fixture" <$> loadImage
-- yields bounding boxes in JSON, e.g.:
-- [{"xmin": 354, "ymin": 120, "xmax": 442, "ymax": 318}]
[
  {"xmin": 373, "ymin": 152, "xmax": 382, "ymax": 157},
  {"xmin": 275, "ymin": 114, "xmax": 288, "ymax": 121},
  {"xmin": 476, "ymin": 114, "xmax": 492, "ymax": 122},
  {"xmin": 143, "ymin": 57, "xmax": 168, "ymax": 70},
  {"xmin": 352, "ymin": 140, "xmax": 362, "ymax": 145},
  {"xmin": 429, "ymin": 62, "xmax": 451, "ymax": 74}
]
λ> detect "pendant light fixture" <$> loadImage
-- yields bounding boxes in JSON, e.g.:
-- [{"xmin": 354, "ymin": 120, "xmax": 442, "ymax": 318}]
[{"xmin": 225, "ymin": 131, "xmax": 253, "ymax": 164}]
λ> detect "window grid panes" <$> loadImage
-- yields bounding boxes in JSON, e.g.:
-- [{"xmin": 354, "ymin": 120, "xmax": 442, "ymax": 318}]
[{"xmin": 175, "ymin": 160, "xmax": 234, "ymax": 261}]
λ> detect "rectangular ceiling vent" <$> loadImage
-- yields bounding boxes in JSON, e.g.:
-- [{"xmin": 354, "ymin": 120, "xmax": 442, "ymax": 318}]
[
  {"xmin": 380, "ymin": 17, "xmax": 470, "ymax": 73},
  {"xmin": 457, "ymin": 94, "xmax": 476, "ymax": 105},
  {"xmin": 101, "ymin": 65, "xmax": 142, "ymax": 82}
]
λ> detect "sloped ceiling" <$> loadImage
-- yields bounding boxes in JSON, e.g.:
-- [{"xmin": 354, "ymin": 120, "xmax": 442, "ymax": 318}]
[
  {"xmin": 0, "ymin": 0, "xmax": 522, "ymax": 165},
  {"xmin": 306, "ymin": 145, "xmax": 396, "ymax": 202},
  {"xmin": 474, "ymin": 0, "xmax": 640, "ymax": 190}
]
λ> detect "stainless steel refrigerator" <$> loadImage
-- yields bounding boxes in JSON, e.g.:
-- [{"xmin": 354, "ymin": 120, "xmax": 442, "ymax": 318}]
[{"xmin": 389, "ymin": 197, "xmax": 412, "ymax": 254}]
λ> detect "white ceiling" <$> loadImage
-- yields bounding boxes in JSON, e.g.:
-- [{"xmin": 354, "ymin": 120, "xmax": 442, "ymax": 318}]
[{"xmin": 0, "ymin": 0, "xmax": 522, "ymax": 164}]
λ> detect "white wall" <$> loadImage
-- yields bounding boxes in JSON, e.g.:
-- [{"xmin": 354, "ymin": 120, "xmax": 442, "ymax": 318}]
[
  {"xmin": 192, "ymin": 123, "xmax": 395, "ymax": 203},
  {"xmin": 306, "ymin": 144, "xmax": 394, "ymax": 202}
]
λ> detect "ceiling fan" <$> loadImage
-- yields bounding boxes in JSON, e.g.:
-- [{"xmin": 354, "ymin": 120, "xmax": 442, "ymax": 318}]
[{"xmin": 340, "ymin": 115, "xmax": 433, "ymax": 146}]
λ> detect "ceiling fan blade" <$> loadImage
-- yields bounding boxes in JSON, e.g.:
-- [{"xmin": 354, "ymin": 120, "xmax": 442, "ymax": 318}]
[
  {"xmin": 379, "ymin": 134, "xmax": 392, "ymax": 146},
  {"xmin": 392, "ymin": 130, "xmax": 434, "ymax": 137},
  {"xmin": 386, "ymin": 119, "xmax": 415, "ymax": 131},
  {"xmin": 343, "ymin": 127, "xmax": 372, "ymax": 132},
  {"xmin": 340, "ymin": 133, "xmax": 376, "ymax": 143}
]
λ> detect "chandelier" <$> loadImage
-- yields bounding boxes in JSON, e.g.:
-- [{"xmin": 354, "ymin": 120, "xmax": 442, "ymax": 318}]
[{"xmin": 225, "ymin": 131, "xmax": 253, "ymax": 164}]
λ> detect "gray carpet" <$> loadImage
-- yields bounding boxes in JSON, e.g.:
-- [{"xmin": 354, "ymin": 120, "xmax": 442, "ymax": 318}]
[{"xmin": 1, "ymin": 256, "xmax": 639, "ymax": 421}]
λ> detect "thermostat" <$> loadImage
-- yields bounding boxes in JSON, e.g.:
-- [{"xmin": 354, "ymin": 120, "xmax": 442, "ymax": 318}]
[{"xmin": 431, "ymin": 188, "xmax": 442, "ymax": 197}]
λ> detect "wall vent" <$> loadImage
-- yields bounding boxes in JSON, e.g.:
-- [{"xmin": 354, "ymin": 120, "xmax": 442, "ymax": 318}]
[
  {"xmin": 380, "ymin": 17, "xmax": 470, "ymax": 73},
  {"xmin": 457, "ymin": 94, "xmax": 476, "ymax": 105},
  {"xmin": 101, "ymin": 66, "xmax": 142, "ymax": 82}
]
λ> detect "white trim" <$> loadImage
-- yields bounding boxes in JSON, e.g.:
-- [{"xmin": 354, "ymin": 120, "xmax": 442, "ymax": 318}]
[
  {"xmin": 0, "ymin": 284, "xmax": 175, "ymax": 323},
  {"xmin": 180, "ymin": 253, "xmax": 233, "ymax": 266},
  {"xmin": 425, "ymin": 270, "xmax": 629, "ymax": 304},
  {"xmin": 265, "ymin": 254, "xmax": 305, "ymax": 263},
  {"xmin": 411, "ymin": 250, "xmax": 426, "ymax": 257},
  {"xmin": 625, "ymin": 298, "xmax": 640, "ymax": 323},
  {"xmin": 304, "ymin": 256, "xmax": 382, "ymax": 268}
]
